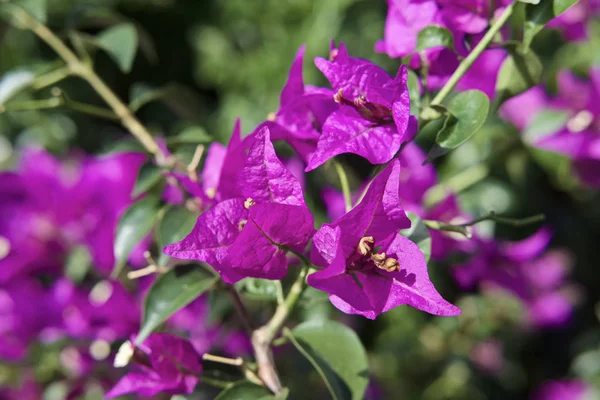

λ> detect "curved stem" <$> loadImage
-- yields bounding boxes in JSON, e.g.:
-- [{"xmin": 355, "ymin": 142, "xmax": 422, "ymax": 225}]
[
  {"xmin": 333, "ymin": 159, "xmax": 352, "ymax": 212},
  {"xmin": 6, "ymin": 5, "xmax": 164, "ymax": 159},
  {"xmin": 251, "ymin": 265, "xmax": 312, "ymax": 393},
  {"xmin": 430, "ymin": 2, "xmax": 515, "ymax": 106}
]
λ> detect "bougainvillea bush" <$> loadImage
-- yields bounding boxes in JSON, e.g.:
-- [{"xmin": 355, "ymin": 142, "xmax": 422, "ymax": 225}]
[{"xmin": 1, "ymin": 0, "xmax": 600, "ymax": 399}]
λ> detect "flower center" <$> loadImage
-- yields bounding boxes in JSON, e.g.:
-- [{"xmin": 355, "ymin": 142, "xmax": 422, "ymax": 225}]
[{"xmin": 348, "ymin": 236, "xmax": 400, "ymax": 272}]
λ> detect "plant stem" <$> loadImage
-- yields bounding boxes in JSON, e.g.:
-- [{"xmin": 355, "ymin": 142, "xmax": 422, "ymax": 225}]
[
  {"xmin": 333, "ymin": 159, "xmax": 352, "ymax": 212},
  {"xmin": 225, "ymin": 285, "xmax": 254, "ymax": 334},
  {"xmin": 202, "ymin": 354, "xmax": 244, "ymax": 366},
  {"xmin": 6, "ymin": 5, "xmax": 164, "ymax": 158},
  {"xmin": 430, "ymin": 2, "xmax": 515, "ymax": 106},
  {"xmin": 251, "ymin": 266, "xmax": 311, "ymax": 393},
  {"xmin": 424, "ymin": 212, "xmax": 546, "ymax": 238}
]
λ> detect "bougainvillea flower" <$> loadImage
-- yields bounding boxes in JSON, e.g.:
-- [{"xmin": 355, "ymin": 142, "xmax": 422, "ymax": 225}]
[
  {"xmin": 0, "ymin": 148, "xmax": 144, "ymax": 280},
  {"xmin": 532, "ymin": 379, "xmax": 595, "ymax": 400},
  {"xmin": 308, "ymin": 159, "xmax": 460, "ymax": 319},
  {"xmin": 238, "ymin": 127, "xmax": 306, "ymax": 206},
  {"xmin": 453, "ymin": 229, "xmax": 578, "ymax": 328},
  {"xmin": 164, "ymin": 126, "xmax": 313, "ymax": 283},
  {"xmin": 268, "ymin": 46, "xmax": 339, "ymax": 162},
  {"xmin": 501, "ymin": 69, "xmax": 600, "ymax": 187},
  {"xmin": 228, "ymin": 202, "xmax": 314, "ymax": 280},
  {"xmin": 547, "ymin": 0, "xmax": 600, "ymax": 41},
  {"xmin": 163, "ymin": 198, "xmax": 248, "ymax": 283},
  {"xmin": 305, "ymin": 43, "xmax": 413, "ymax": 170},
  {"xmin": 106, "ymin": 334, "xmax": 202, "ymax": 398}
]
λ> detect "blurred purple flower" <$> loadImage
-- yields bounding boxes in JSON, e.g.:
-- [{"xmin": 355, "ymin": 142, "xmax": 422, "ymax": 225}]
[
  {"xmin": 0, "ymin": 148, "xmax": 144, "ymax": 280},
  {"xmin": 309, "ymin": 159, "xmax": 460, "ymax": 319},
  {"xmin": 547, "ymin": 0, "xmax": 600, "ymax": 41},
  {"xmin": 453, "ymin": 229, "xmax": 579, "ymax": 328},
  {"xmin": 501, "ymin": 68, "xmax": 600, "ymax": 187},
  {"xmin": 531, "ymin": 379, "xmax": 594, "ymax": 400},
  {"xmin": 106, "ymin": 333, "xmax": 202, "ymax": 398}
]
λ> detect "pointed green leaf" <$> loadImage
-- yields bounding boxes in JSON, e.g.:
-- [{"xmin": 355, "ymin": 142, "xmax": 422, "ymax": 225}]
[
  {"xmin": 523, "ymin": 0, "xmax": 580, "ymax": 49},
  {"xmin": 137, "ymin": 264, "xmax": 218, "ymax": 345},
  {"xmin": 0, "ymin": 70, "xmax": 35, "ymax": 104},
  {"xmin": 133, "ymin": 163, "xmax": 162, "ymax": 197},
  {"xmin": 416, "ymin": 26, "xmax": 454, "ymax": 52},
  {"xmin": 156, "ymin": 205, "xmax": 198, "ymax": 267},
  {"xmin": 285, "ymin": 320, "xmax": 369, "ymax": 400},
  {"xmin": 96, "ymin": 23, "xmax": 138, "ymax": 73},
  {"xmin": 402, "ymin": 213, "xmax": 432, "ymax": 263},
  {"xmin": 112, "ymin": 195, "xmax": 160, "ymax": 277},
  {"xmin": 407, "ymin": 69, "xmax": 421, "ymax": 116},
  {"xmin": 496, "ymin": 50, "xmax": 543, "ymax": 102},
  {"xmin": 427, "ymin": 90, "xmax": 490, "ymax": 161},
  {"xmin": 128, "ymin": 82, "xmax": 204, "ymax": 122}
]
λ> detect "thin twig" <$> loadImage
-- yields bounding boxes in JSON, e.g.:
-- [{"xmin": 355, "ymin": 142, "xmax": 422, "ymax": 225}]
[
  {"xmin": 226, "ymin": 285, "xmax": 254, "ymax": 334},
  {"xmin": 5, "ymin": 5, "xmax": 165, "ymax": 160}
]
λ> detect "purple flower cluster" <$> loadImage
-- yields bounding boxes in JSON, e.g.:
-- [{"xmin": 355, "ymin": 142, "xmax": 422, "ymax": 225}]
[
  {"xmin": 0, "ymin": 148, "xmax": 249, "ymax": 398},
  {"xmin": 165, "ymin": 44, "xmax": 459, "ymax": 320},
  {"xmin": 454, "ymin": 229, "xmax": 579, "ymax": 328},
  {"xmin": 502, "ymin": 68, "xmax": 600, "ymax": 187}
]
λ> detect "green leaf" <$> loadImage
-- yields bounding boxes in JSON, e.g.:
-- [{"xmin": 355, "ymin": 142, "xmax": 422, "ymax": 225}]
[
  {"xmin": 65, "ymin": 245, "xmax": 91, "ymax": 283},
  {"xmin": 12, "ymin": 0, "xmax": 46, "ymax": 22},
  {"xmin": 156, "ymin": 206, "xmax": 198, "ymax": 267},
  {"xmin": 285, "ymin": 320, "xmax": 369, "ymax": 400},
  {"xmin": 427, "ymin": 90, "xmax": 490, "ymax": 161},
  {"xmin": 0, "ymin": 70, "xmax": 35, "ymax": 104},
  {"xmin": 416, "ymin": 26, "xmax": 454, "ymax": 52},
  {"xmin": 402, "ymin": 213, "xmax": 432, "ymax": 263},
  {"xmin": 523, "ymin": 109, "xmax": 569, "ymax": 142},
  {"xmin": 235, "ymin": 278, "xmax": 279, "ymax": 301},
  {"xmin": 214, "ymin": 381, "xmax": 273, "ymax": 400},
  {"xmin": 96, "ymin": 23, "xmax": 138, "ymax": 73},
  {"xmin": 128, "ymin": 83, "xmax": 204, "ymax": 122},
  {"xmin": 133, "ymin": 163, "xmax": 162, "ymax": 197},
  {"xmin": 523, "ymin": 0, "xmax": 579, "ymax": 49},
  {"xmin": 407, "ymin": 69, "xmax": 421, "ymax": 116},
  {"xmin": 137, "ymin": 264, "xmax": 218, "ymax": 345},
  {"xmin": 112, "ymin": 195, "xmax": 160, "ymax": 277},
  {"xmin": 496, "ymin": 50, "xmax": 543, "ymax": 102},
  {"xmin": 167, "ymin": 126, "xmax": 212, "ymax": 146}
]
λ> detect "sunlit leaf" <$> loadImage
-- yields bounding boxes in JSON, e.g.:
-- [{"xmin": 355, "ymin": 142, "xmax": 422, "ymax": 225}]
[
  {"xmin": 0, "ymin": 70, "xmax": 35, "ymax": 104},
  {"xmin": 427, "ymin": 90, "xmax": 490, "ymax": 161},
  {"xmin": 416, "ymin": 26, "xmax": 454, "ymax": 52},
  {"xmin": 285, "ymin": 320, "xmax": 369, "ymax": 400},
  {"xmin": 96, "ymin": 23, "xmax": 138, "ymax": 73},
  {"xmin": 137, "ymin": 264, "xmax": 218, "ymax": 345},
  {"xmin": 156, "ymin": 205, "xmax": 198, "ymax": 267},
  {"xmin": 112, "ymin": 195, "xmax": 160, "ymax": 277}
]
